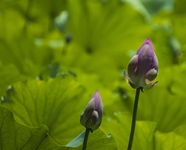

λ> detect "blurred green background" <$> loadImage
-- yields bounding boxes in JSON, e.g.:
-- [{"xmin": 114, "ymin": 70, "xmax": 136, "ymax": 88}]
[{"xmin": 0, "ymin": 0, "xmax": 186, "ymax": 149}]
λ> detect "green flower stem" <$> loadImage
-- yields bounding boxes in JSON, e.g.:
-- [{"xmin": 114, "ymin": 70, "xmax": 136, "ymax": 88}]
[
  {"xmin": 82, "ymin": 128, "xmax": 90, "ymax": 150},
  {"xmin": 127, "ymin": 87, "xmax": 141, "ymax": 150}
]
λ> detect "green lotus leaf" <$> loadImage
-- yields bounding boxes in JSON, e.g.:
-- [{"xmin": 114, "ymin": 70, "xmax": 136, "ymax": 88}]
[
  {"xmin": 1, "ymin": 76, "xmax": 84, "ymax": 144},
  {"xmin": 0, "ymin": 106, "xmax": 64, "ymax": 150},
  {"xmin": 136, "ymin": 65, "xmax": 186, "ymax": 132},
  {"xmin": 1, "ymin": 75, "xmax": 117, "ymax": 149},
  {"xmin": 154, "ymin": 131, "xmax": 186, "ymax": 150}
]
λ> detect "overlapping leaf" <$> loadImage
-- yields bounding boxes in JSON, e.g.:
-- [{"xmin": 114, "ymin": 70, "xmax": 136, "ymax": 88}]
[
  {"xmin": 136, "ymin": 65, "xmax": 186, "ymax": 132},
  {"xmin": 0, "ymin": 105, "xmax": 116, "ymax": 150},
  {"xmin": 1, "ymin": 76, "xmax": 85, "ymax": 144},
  {"xmin": 0, "ymin": 106, "xmax": 63, "ymax": 150},
  {"xmin": 1, "ymin": 76, "xmax": 117, "ymax": 149}
]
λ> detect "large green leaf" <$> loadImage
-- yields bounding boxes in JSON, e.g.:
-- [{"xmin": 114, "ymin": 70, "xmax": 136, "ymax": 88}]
[
  {"xmin": 136, "ymin": 65, "xmax": 186, "ymax": 132},
  {"xmin": 0, "ymin": 106, "xmax": 63, "ymax": 150},
  {"xmin": 0, "ymin": 105, "xmax": 117, "ymax": 150},
  {"xmin": 1, "ymin": 76, "xmax": 84, "ymax": 144},
  {"xmin": 1, "ymin": 75, "xmax": 117, "ymax": 149}
]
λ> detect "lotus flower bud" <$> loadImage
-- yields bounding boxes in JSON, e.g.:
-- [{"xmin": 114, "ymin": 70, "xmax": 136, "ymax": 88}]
[
  {"xmin": 80, "ymin": 90, "xmax": 103, "ymax": 132},
  {"xmin": 124, "ymin": 39, "xmax": 158, "ymax": 90}
]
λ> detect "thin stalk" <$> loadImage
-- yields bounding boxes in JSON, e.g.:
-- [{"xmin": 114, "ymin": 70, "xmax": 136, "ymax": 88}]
[
  {"xmin": 82, "ymin": 128, "xmax": 90, "ymax": 150},
  {"xmin": 127, "ymin": 87, "xmax": 141, "ymax": 150}
]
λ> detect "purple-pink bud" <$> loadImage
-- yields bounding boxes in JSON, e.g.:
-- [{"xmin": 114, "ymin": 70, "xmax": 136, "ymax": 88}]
[
  {"xmin": 80, "ymin": 90, "xmax": 103, "ymax": 131},
  {"xmin": 124, "ymin": 39, "xmax": 158, "ymax": 90}
]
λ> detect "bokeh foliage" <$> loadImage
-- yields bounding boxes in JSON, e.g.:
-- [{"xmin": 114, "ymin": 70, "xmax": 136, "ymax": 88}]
[{"xmin": 0, "ymin": 0, "xmax": 186, "ymax": 149}]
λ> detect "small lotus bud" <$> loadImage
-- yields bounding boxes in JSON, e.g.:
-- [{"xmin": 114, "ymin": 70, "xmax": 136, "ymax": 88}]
[
  {"xmin": 80, "ymin": 90, "xmax": 103, "ymax": 132},
  {"xmin": 124, "ymin": 38, "xmax": 158, "ymax": 90}
]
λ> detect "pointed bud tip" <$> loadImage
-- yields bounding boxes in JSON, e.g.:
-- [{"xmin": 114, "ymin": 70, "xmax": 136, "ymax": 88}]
[
  {"xmin": 141, "ymin": 38, "xmax": 153, "ymax": 49},
  {"xmin": 93, "ymin": 90, "xmax": 100, "ymax": 97},
  {"xmin": 145, "ymin": 38, "xmax": 152, "ymax": 43},
  {"xmin": 92, "ymin": 90, "xmax": 101, "ymax": 102}
]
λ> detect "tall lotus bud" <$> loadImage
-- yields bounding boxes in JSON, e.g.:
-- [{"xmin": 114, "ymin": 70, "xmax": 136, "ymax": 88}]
[
  {"xmin": 124, "ymin": 38, "xmax": 158, "ymax": 90},
  {"xmin": 80, "ymin": 90, "xmax": 103, "ymax": 132}
]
